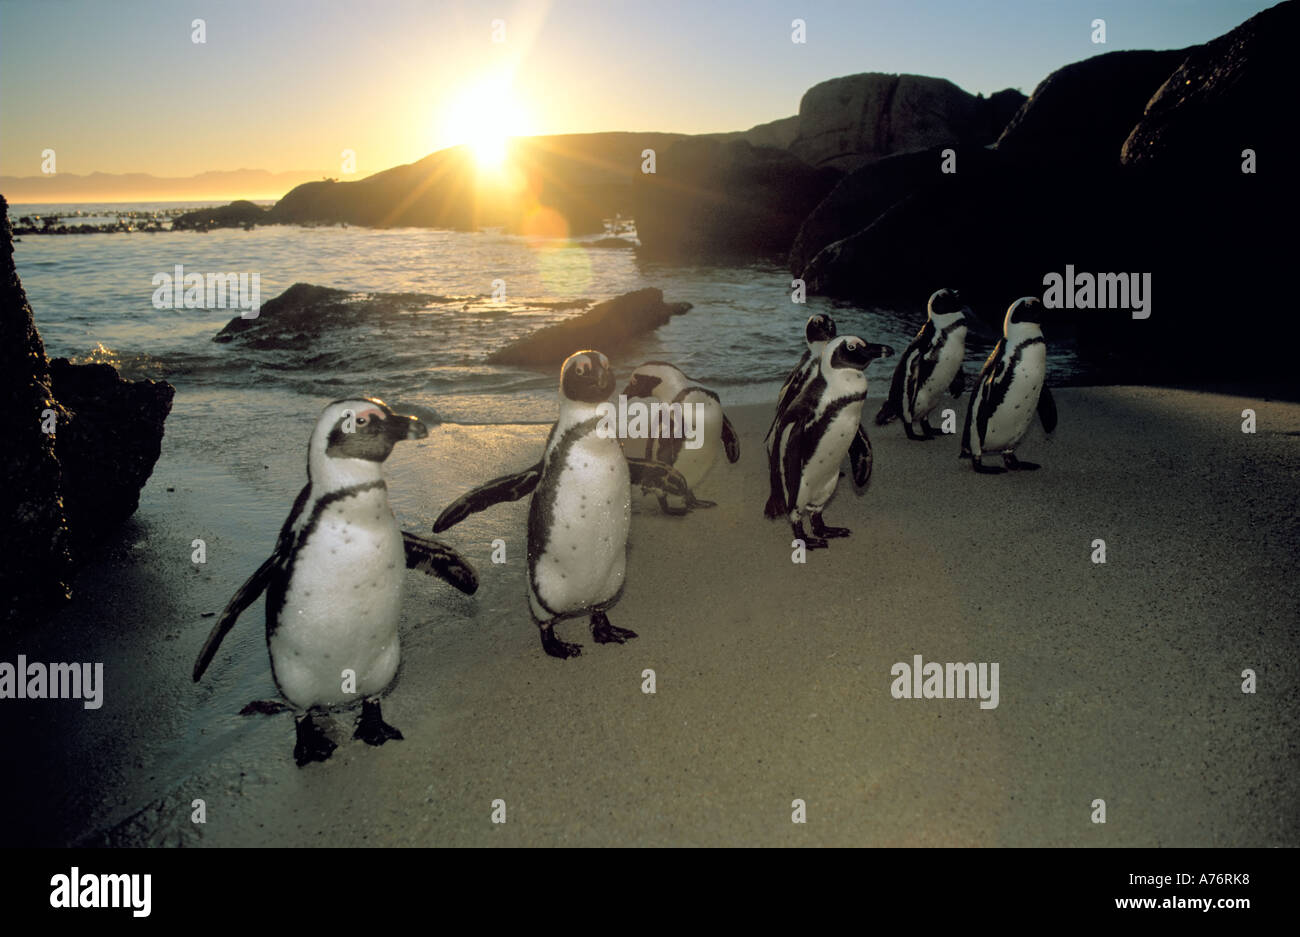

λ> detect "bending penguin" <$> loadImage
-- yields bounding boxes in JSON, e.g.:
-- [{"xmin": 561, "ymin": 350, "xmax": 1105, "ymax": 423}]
[
  {"xmin": 622, "ymin": 361, "xmax": 740, "ymax": 515},
  {"xmin": 961, "ymin": 297, "xmax": 1058, "ymax": 473},
  {"xmin": 432, "ymin": 351, "xmax": 696, "ymax": 659},
  {"xmin": 876, "ymin": 288, "xmax": 973, "ymax": 440},
  {"xmin": 765, "ymin": 335, "xmax": 894, "ymax": 549},
  {"xmin": 767, "ymin": 313, "xmax": 877, "ymax": 486},
  {"xmin": 192, "ymin": 398, "xmax": 479, "ymax": 766}
]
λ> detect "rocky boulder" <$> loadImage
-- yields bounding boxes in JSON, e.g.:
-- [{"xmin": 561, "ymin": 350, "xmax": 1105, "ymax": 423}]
[
  {"xmin": 0, "ymin": 196, "xmax": 75, "ymax": 627},
  {"xmin": 632, "ymin": 138, "xmax": 840, "ymax": 261},
  {"xmin": 48, "ymin": 360, "xmax": 174, "ymax": 558},
  {"xmin": 486, "ymin": 288, "xmax": 692, "ymax": 367},
  {"xmin": 1121, "ymin": 0, "xmax": 1297, "ymax": 173},
  {"xmin": 212, "ymin": 283, "xmax": 467, "ymax": 349},
  {"xmin": 790, "ymin": 144, "xmax": 1004, "ymax": 276},
  {"xmin": 0, "ymin": 195, "xmax": 174, "ymax": 628},
  {"xmin": 997, "ymin": 49, "xmax": 1188, "ymax": 167},
  {"xmin": 788, "ymin": 73, "xmax": 1024, "ymax": 172}
]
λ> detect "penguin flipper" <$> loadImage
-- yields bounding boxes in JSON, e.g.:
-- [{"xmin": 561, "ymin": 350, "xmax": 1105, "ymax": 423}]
[
  {"xmin": 766, "ymin": 353, "xmax": 811, "ymax": 442},
  {"xmin": 764, "ymin": 424, "xmax": 788, "ymax": 519},
  {"xmin": 721, "ymin": 415, "xmax": 741, "ymax": 463},
  {"xmin": 402, "ymin": 532, "xmax": 479, "ymax": 595},
  {"xmin": 849, "ymin": 425, "xmax": 874, "ymax": 488},
  {"xmin": 432, "ymin": 462, "xmax": 543, "ymax": 532},
  {"xmin": 193, "ymin": 555, "xmax": 277, "ymax": 682},
  {"xmin": 626, "ymin": 457, "xmax": 691, "ymax": 501},
  {"xmin": 962, "ymin": 343, "xmax": 1002, "ymax": 458},
  {"xmin": 1037, "ymin": 385, "xmax": 1058, "ymax": 434},
  {"xmin": 773, "ymin": 353, "xmax": 810, "ymax": 419}
]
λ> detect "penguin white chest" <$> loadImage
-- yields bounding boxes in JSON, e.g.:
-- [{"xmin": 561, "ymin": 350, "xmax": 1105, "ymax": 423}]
[
  {"xmin": 271, "ymin": 492, "xmax": 405, "ymax": 709},
  {"xmin": 530, "ymin": 432, "xmax": 631, "ymax": 616},
  {"xmin": 983, "ymin": 343, "xmax": 1046, "ymax": 452},
  {"xmin": 913, "ymin": 334, "xmax": 964, "ymax": 419},
  {"xmin": 797, "ymin": 398, "xmax": 862, "ymax": 510}
]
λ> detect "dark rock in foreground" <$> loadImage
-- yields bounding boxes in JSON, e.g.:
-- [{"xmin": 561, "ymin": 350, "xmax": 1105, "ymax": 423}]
[
  {"xmin": 0, "ymin": 195, "xmax": 174, "ymax": 628},
  {"xmin": 48, "ymin": 360, "xmax": 174, "ymax": 558},
  {"xmin": 633, "ymin": 139, "xmax": 840, "ymax": 261},
  {"xmin": 1, "ymin": 195, "xmax": 74, "ymax": 626},
  {"xmin": 486, "ymin": 288, "xmax": 691, "ymax": 367}
]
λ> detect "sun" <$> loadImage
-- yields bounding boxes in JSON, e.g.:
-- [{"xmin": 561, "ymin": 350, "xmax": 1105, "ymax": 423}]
[{"xmin": 443, "ymin": 78, "xmax": 528, "ymax": 170}]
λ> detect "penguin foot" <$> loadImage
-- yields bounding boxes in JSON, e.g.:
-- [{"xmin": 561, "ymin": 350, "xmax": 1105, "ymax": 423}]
[
  {"xmin": 906, "ymin": 423, "xmax": 936, "ymax": 441},
  {"xmin": 687, "ymin": 496, "xmax": 717, "ymax": 510},
  {"xmin": 1004, "ymin": 454, "xmax": 1041, "ymax": 471},
  {"xmin": 240, "ymin": 699, "xmax": 291, "ymax": 716},
  {"xmin": 294, "ymin": 714, "xmax": 337, "ymax": 767},
  {"xmin": 539, "ymin": 623, "xmax": 582, "ymax": 659},
  {"xmin": 591, "ymin": 611, "xmax": 638, "ymax": 644},
  {"xmin": 353, "ymin": 698, "xmax": 404, "ymax": 746},
  {"xmin": 657, "ymin": 495, "xmax": 689, "ymax": 516},
  {"xmin": 972, "ymin": 458, "xmax": 1006, "ymax": 475},
  {"xmin": 811, "ymin": 517, "xmax": 851, "ymax": 539},
  {"xmin": 793, "ymin": 522, "xmax": 829, "ymax": 550},
  {"xmin": 921, "ymin": 421, "xmax": 941, "ymax": 438}
]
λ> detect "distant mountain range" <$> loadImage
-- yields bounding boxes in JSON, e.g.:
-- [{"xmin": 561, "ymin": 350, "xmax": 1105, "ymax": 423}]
[{"xmin": 0, "ymin": 168, "xmax": 330, "ymax": 204}]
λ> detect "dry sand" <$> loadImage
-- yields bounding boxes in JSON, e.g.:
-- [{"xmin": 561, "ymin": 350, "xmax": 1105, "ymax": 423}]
[{"xmin": 4, "ymin": 386, "xmax": 1298, "ymax": 846}]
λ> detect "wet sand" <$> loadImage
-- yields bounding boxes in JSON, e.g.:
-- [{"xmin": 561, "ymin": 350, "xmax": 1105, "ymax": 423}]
[{"xmin": 4, "ymin": 386, "xmax": 1298, "ymax": 846}]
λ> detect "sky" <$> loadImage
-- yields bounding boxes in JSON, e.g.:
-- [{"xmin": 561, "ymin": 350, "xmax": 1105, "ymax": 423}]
[{"xmin": 0, "ymin": 0, "xmax": 1278, "ymax": 180}]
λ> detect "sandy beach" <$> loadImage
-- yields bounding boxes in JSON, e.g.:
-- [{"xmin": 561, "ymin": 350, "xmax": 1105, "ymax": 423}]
[{"xmin": 4, "ymin": 385, "xmax": 1297, "ymax": 847}]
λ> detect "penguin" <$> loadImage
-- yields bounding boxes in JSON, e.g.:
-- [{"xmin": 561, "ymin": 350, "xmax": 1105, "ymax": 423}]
[
  {"xmin": 192, "ymin": 398, "xmax": 479, "ymax": 766},
  {"xmin": 767, "ymin": 313, "xmax": 877, "ymax": 487},
  {"xmin": 961, "ymin": 297, "xmax": 1058, "ymax": 473},
  {"xmin": 432, "ymin": 351, "xmax": 695, "ymax": 659},
  {"xmin": 765, "ymin": 313, "xmax": 838, "ymax": 450},
  {"xmin": 876, "ymin": 288, "xmax": 972, "ymax": 440},
  {"xmin": 765, "ymin": 336, "xmax": 894, "ymax": 549},
  {"xmin": 621, "ymin": 361, "xmax": 740, "ymax": 515}
]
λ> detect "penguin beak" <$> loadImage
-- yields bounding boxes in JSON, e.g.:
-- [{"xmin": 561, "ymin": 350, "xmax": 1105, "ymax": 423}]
[
  {"xmin": 866, "ymin": 342, "xmax": 894, "ymax": 361},
  {"xmin": 389, "ymin": 413, "xmax": 427, "ymax": 441}
]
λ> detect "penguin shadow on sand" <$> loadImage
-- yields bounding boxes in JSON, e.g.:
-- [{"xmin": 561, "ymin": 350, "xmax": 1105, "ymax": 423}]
[
  {"xmin": 192, "ymin": 398, "xmax": 480, "ymax": 767},
  {"xmin": 765, "ymin": 321, "xmax": 895, "ymax": 551},
  {"xmin": 432, "ymin": 350, "xmax": 702, "ymax": 660}
]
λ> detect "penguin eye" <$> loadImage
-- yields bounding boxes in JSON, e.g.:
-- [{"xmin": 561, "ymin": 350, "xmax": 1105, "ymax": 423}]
[
  {"xmin": 575, "ymin": 362, "xmax": 589, "ymax": 376},
  {"xmin": 357, "ymin": 415, "xmax": 368, "ymax": 426}
]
